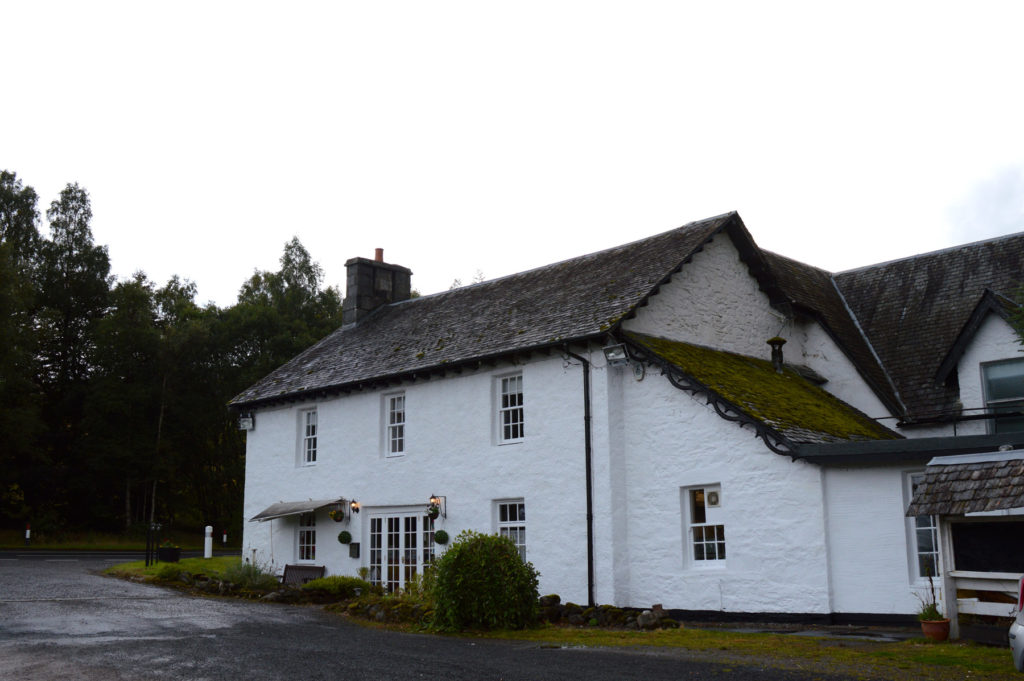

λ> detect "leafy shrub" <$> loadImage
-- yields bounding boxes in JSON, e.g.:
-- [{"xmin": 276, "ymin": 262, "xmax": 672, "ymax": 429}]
[
  {"xmin": 302, "ymin": 575, "xmax": 372, "ymax": 599},
  {"xmin": 433, "ymin": 529, "xmax": 449, "ymax": 545},
  {"xmin": 222, "ymin": 561, "xmax": 280, "ymax": 591},
  {"xmin": 337, "ymin": 530, "xmax": 352, "ymax": 544},
  {"xmin": 430, "ymin": 530, "xmax": 539, "ymax": 631}
]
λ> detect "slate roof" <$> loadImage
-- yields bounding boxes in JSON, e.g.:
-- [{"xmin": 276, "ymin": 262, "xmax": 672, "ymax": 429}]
[
  {"xmin": 232, "ymin": 212, "xmax": 1024, "ymax": 445},
  {"xmin": 625, "ymin": 332, "xmax": 900, "ymax": 447},
  {"xmin": 905, "ymin": 453, "xmax": 1024, "ymax": 516},
  {"xmin": 231, "ymin": 212, "xmax": 750, "ymax": 407},
  {"xmin": 761, "ymin": 251, "xmax": 904, "ymax": 416},
  {"xmin": 834, "ymin": 234, "xmax": 1024, "ymax": 422}
]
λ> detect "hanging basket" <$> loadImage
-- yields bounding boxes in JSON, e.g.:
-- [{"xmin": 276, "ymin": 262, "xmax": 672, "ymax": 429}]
[
  {"xmin": 433, "ymin": 529, "xmax": 449, "ymax": 545},
  {"xmin": 427, "ymin": 505, "xmax": 441, "ymax": 520},
  {"xmin": 329, "ymin": 509, "xmax": 346, "ymax": 523},
  {"xmin": 337, "ymin": 530, "xmax": 352, "ymax": 545}
]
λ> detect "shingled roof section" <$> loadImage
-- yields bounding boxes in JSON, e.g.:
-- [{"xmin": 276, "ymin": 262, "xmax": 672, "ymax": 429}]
[
  {"xmin": 625, "ymin": 332, "xmax": 901, "ymax": 448},
  {"xmin": 231, "ymin": 213, "xmax": 743, "ymax": 408},
  {"xmin": 834, "ymin": 233, "xmax": 1024, "ymax": 423},
  {"xmin": 761, "ymin": 251, "xmax": 903, "ymax": 417},
  {"xmin": 906, "ymin": 453, "xmax": 1024, "ymax": 516}
]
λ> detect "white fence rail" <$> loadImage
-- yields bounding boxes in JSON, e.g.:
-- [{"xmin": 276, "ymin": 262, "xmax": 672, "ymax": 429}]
[{"xmin": 946, "ymin": 570, "xmax": 1021, "ymax": 637}]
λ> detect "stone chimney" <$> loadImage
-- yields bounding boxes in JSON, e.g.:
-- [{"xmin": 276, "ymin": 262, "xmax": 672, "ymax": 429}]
[{"xmin": 342, "ymin": 249, "xmax": 413, "ymax": 326}]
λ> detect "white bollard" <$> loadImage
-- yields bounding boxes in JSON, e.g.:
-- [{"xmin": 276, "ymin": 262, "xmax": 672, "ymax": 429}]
[{"xmin": 204, "ymin": 525, "xmax": 213, "ymax": 559}]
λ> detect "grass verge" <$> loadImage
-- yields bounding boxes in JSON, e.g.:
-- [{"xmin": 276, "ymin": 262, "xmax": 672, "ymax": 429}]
[{"xmin": 468, "ymin": 626, "xmax": 1015, "ymax": 681}]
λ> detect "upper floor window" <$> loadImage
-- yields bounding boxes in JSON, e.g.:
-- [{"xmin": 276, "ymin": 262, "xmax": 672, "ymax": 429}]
[
  {"xmin": 686, "ymin": 486, "xmax": 725, "ymax": 565},
  {"xmin": 498, "ymin": 374, "xmax": 524, "ymax": 443},
  {"xmin": 386, "ymin": 393, "xmax": 405, "ymax": 456},
  {"xmin": 982, "ymin": 359, "xmax": 1024, "ymax": 433},
  {"xmin": 496, "ymin": 500, "xmax": 526, "ymax": 560},
  {"xmin": 300, "ymin": 409, "xmax": 317, "ymax": 465}
]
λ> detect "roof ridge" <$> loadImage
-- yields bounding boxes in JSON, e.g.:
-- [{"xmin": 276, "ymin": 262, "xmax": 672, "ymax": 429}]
[
  {"xmin": 835, "ymin": 230, "xmax": 1024, "ymax": 276},
  {"xmin": 397, "ymin": 211, "xmax": 741, "ymax": 303}
]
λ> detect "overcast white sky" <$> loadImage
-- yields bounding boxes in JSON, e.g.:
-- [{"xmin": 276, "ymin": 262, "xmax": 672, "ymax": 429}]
[{"xmin": 5, "ymin": 2, "xmax": 1024, "ymax": 306}]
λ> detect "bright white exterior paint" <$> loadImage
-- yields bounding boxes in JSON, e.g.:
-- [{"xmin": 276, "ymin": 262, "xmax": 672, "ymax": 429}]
[{"xmin": 242, "ymin": 233, "xmax": 1021, "ymax": 616}]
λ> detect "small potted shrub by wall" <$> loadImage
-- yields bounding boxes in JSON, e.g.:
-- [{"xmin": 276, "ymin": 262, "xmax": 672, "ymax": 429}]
[
  {"xmin": 337, "ymin": 530, "xmax": 352, "ymax": 545},
  {"xmin": 917, "ymin": 579, "xmax": 950, "ymax": 642}
]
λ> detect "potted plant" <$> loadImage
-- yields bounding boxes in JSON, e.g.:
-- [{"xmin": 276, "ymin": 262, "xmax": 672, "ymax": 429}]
[
  {"xmin": 157, "ymin": 539, "xmax": 181, "ymax": 563},
  {"xmin": 426, "ymin": 503, "xmax": 441, "ymax": 520},
  {"xmin": 337, "ymin": 530, "xmax": 352, "ymax": 544},
  {"xmin": 433, "ymin": 529, "xmax": 449, "ymax": 545},
  {"xmin": 329, "ymin": 508, "xmax": 346, "ymax": 522},
  {"xmin": 917, "ymin": 576, "xmax": 950, "ymax": 641}
]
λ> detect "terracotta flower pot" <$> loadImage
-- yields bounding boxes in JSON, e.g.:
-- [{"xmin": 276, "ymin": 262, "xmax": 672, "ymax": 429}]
[{"xmin": 920, "ymin": 618, "xmax": 950, "ymax": 641}]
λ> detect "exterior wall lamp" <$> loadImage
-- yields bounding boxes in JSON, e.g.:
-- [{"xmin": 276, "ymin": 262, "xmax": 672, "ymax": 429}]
[
  {"xmin": 349, "ymin": 499, "xmax": 360, "ymax": 514},
  {"xmin": 603, "ymin": 344, "xmax": 629, "ymax": 367},
  {"xmin": 428, "ymin": 495, "xmax": 446, "ymax": 519}
]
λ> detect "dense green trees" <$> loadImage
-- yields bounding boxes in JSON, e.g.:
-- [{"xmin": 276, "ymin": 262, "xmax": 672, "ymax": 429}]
[{"xmin": 0, "ymin": 170, "xmax": 343, "ymax": 537}]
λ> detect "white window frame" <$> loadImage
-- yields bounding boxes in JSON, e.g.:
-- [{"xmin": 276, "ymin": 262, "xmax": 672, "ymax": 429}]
[
  {"xmin": 905, "ymin": 472, "xmax": 941, "ymax": 582},
  {"xmin": 495, "ymin": 499, "xmax": 526, "ymax": 560},
  {"xmin": 385, "ymin": 392, "xmax": 405, "ymax": 457},
  {"xmin": 299, "ymin": 408, "xmax": 317, "ymax": 466},
  {"xmin": 684, "ymin": 485, "xmax": 726, "ymax": 568},
  {"xmin": 497, "ymin": 374, "xmax": 524, "ymax": 444},
  {"xmin": 368, "ymin": 510, "xmax": 435, "ymax": 593},
  {"xmin": 981, "ymin": 359, "xmax": 1024, "ymax": 434},
  {"xmin": 297, "ymin": 512, "xmax": 316, "ymax": 562}
]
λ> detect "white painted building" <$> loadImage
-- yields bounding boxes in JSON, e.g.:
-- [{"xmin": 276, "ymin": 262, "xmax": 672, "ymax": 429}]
[{"xmin": 233, "ymin": 213, "xmax": 1024, "ymax": 623}]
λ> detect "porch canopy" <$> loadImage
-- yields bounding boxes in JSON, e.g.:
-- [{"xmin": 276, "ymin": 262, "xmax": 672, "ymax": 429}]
[
  {"xmin": 249, "ymin": 498, "xmax": 343, "ymax": 522},
  {"xmin": 906, "ymin": 451, "xmax": 1024, "ymax": 516}
]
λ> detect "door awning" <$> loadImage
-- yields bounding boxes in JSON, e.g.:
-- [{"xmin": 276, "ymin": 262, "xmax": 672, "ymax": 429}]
[
  {"xmin": 249, "ymin": 498, "xmax": 343, "ymax": 522},
  {"xmin": 906, "ymin": 451, "xmax": 1024, "ymax": 516}
]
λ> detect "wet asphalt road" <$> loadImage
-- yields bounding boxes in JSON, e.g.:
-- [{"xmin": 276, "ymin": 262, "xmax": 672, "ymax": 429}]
[{"xmin": 0, "ymin": 552, "xmax": 866, "ymax": 681}]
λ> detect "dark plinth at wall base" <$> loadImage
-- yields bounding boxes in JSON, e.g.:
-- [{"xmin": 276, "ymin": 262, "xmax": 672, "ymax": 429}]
[
  {"xmin": 662, "ymin": 609, "xmax": 919, "ymax": 628},
  {"xmin": 156, "ymin": 547, "xmax": 181, "ymax": 563}
]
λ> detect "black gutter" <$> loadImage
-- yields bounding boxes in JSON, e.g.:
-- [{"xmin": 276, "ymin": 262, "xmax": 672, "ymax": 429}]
[
  {"xmin": 795, "ymin": 432, "xmax": 1024, "ymax": 465},
  {"xmin": 565, "ymin": 347, "xmax": 596, "ymax": 608}
]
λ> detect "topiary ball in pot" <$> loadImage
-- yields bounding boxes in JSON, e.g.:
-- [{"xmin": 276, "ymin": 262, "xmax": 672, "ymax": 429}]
[
  {"xmin": 433, "ymin": 529, "xmax": 449, "ymax": 545},
  {"xmin": 337, "ymin": 530, "xmax": 352, "ymax": 544}
]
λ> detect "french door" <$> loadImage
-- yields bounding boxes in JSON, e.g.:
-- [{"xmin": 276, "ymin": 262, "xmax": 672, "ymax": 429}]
[{"xmin": 369, "ymin": 513, "xmax": 435, "ymax": 592}]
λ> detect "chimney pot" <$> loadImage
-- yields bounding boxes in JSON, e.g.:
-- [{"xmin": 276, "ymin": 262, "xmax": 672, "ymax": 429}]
[
  {"xmin": 767, "ymin": 337, "xmax": 786, "ymax": 374},
  {"xmin": 374, "ymin": 248, "xmax": 384, "ymax": 262}
]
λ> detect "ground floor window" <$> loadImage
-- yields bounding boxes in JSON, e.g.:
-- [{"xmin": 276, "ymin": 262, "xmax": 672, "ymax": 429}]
[
  {"xmin": 686, "ymin": 486, "xmax": 725, "ymax": 564},
  {"xmin": 907, "ymin": 472, "xmax": 939, "ymax": 579},
  {"xmin": 496, "ymin": 500, "xmax": 526, "ymax": 560},
  {"xmin": 369, "ymin": 512, "xmax": 435, "ymax": 592},
  {"xmin": 297, "ymin": 512, "xmax": 316, "ymax": 561}
]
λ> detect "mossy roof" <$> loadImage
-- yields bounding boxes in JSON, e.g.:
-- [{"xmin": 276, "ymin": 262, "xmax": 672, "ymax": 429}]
[{"xmin": 626, "ymin": 332, "xmax": 901, "ymax": 445}]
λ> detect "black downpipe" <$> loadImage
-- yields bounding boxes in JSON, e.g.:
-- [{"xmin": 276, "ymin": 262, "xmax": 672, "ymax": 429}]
[{"xmin": 566, "ymin": 348, "xmax": 595, "ymax": 607}]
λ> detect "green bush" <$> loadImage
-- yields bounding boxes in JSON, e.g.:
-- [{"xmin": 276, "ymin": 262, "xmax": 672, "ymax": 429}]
[
  {"xmin": 154, "ymin": 563, "xmax": 181, "ymax": 581},
  {"xmin": 302, "ymin": 575, "xmax": 372, "ymax": 599},
  {"xmin": 222, "ymin": 561, "xmax": 280, "ymax": 591},
  {"xmin": 430, "ymin": 530, "xmax": 539, "ymax": 631}
]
